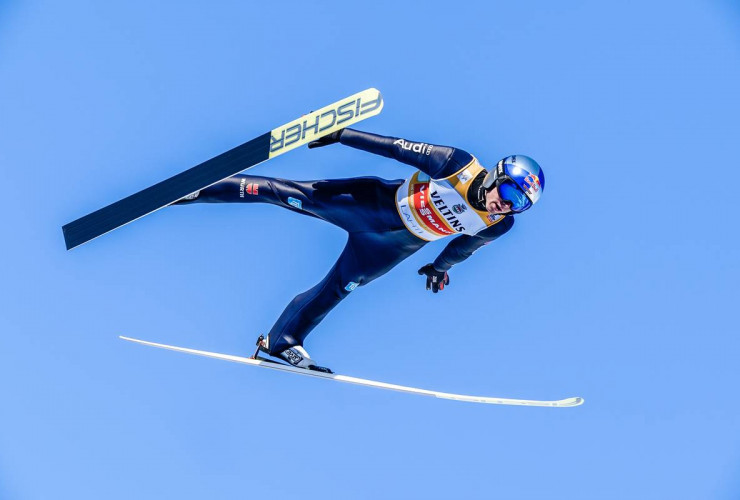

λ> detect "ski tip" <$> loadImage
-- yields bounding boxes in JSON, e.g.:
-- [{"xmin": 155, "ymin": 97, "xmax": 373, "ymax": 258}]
[
  {"xmin": 361, "ymin": 87, "xmax": 381, "ymax": 96},
  {"xmin": 358, "ymin": 87, "xmax": 384, "ymax": 112},
  {"xmin": 562, "ymin": 397, "xmax": 585, "ymax": 407},
  {"xmin": 374, "ymin": 88, "xmax": 384, "ymax": 111}
]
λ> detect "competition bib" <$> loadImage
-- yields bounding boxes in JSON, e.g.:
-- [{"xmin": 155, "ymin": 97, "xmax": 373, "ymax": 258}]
[{"xmin": 395, "ymin": 158, "xmax": 505, "ymax": 241}]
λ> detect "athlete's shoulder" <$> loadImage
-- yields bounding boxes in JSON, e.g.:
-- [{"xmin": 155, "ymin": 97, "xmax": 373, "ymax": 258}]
[
  {"xmin": 450, "ymin": 148, "xmax": 474, "ymax": 168},
  {"xmin": 423, "ymin": 144, "xmax": 474, "ymax": 179}
]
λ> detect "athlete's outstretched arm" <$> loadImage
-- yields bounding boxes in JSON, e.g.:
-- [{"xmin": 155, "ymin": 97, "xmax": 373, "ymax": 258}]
[
  {"xmin": 431, "ymin": 216, "xmax": 515, "ymax": 271},
  {"xmin": 310, "ymin": 128, "xmax": 474, "ymax": 179}
]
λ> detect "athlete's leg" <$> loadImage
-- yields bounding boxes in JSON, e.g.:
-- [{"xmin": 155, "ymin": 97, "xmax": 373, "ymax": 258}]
[
  {"xmin": 174, "ymin": 175, "xmax": 279, "ymax": 205},
  {"xmin": 175, "ymin": 174, "xmax": 404, "ymax": 232},
  {"xmin": 176, "ymin": 173, "xmax": 420, "ymax": 354},
  {"xmin": 265, "ymin": 229, "xmax": 425, "ymax": 355}
]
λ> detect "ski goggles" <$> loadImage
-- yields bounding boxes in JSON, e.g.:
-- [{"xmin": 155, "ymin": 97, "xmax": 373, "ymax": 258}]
[{"xmin": 498, "ymin": 181, "xmax": 532, "ymax": 213}]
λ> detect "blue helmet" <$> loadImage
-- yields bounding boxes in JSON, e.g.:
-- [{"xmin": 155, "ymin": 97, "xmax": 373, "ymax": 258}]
[{"xmin": 481, "ymin": 155, "xmax": 545, "ymax": 213}]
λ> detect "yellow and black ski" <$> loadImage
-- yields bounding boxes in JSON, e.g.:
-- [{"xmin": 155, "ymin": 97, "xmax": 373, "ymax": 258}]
[{"xmin": 62, "ymin": 88, "xmax": 383, "ymax": 250}]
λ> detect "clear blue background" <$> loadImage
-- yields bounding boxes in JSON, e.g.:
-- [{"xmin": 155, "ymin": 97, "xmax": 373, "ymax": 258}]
[{"xmin": 1, "ymin": 1, "xmax": 739, "ymax": 498}]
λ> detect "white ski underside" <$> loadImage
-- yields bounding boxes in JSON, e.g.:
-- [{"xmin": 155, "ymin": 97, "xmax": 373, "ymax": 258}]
[{"xmin": 120, "ymin": 336, "xmax": 584, "ymax": 408}]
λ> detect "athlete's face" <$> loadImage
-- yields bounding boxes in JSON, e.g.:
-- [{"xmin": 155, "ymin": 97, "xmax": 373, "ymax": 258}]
[{"xmin": 485, "ymin": 186, "xmax": 513, "ymax": 214}]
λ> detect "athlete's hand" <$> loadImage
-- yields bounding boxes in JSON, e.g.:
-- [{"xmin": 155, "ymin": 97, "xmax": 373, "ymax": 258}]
[
  {"xmin": 308, "ymin": 129, "xmax": 344, "ymax": 149},
  {"xmin": 418, "ymin": 264, "xmax": 450, "ymax": 293}
]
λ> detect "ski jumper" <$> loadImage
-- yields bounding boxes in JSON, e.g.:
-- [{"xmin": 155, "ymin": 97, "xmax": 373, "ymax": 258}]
[{"xmin": 178, "ymin": 129, "xmax": 514, "ymax": 354}]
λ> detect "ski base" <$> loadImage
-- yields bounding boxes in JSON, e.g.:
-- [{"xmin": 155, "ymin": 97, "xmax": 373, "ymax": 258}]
[{"xmin": 120, "ymin": 336, "xmax": 584, "ymax": 408}]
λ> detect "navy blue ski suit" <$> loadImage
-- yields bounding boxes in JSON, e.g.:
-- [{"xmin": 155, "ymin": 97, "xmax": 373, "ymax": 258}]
[{"xmin": 178, "ymin": 129, "xmax": 514, "ymax": 354}]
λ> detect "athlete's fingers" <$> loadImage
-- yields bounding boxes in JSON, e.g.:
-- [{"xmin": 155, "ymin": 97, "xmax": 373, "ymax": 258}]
[{"xmin": 444, "ymin": 272, "xmax": 450, "ymax": 285}]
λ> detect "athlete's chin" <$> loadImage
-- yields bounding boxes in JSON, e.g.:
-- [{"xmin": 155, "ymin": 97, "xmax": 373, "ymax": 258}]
[{"xmin": 488, "ymin": 208, "xmax": 510, "ymax": 216}]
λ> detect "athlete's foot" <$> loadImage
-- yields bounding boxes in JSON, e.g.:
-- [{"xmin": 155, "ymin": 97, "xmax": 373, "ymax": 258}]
[
  {"xmin": 254, "ymin": 335, "xmax": 332, "ymax": 373},
  {"xmin": 279, "ymin": 345, "xmax": 317, "ymax": 369},
  {"xmin": 280, "ymin": 346, "xmax": 333, "ymax": 373}
]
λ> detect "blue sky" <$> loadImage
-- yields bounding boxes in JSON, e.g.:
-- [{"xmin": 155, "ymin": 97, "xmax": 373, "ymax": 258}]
[{"xmin": 2, "ymin": 1, "xmax": 739, "ymax": 498}]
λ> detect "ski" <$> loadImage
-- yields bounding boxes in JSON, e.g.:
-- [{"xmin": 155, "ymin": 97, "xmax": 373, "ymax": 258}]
[
  {"xmin": 120, "ymin": 336, "xmax": 584, "ymax": 408},
  {"xmin": 62, "ymin": 88, "xmax": 384, "ymax": 250}
]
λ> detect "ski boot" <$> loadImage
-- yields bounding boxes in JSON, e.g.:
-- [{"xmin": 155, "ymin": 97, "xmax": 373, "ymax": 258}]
[{"xmin": 253, "ymin": 334, "xmax": 333, "ymax": 373}]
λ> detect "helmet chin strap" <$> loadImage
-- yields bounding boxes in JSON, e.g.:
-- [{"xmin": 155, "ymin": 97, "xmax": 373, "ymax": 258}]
[{"xmin": 477, "ymin": 183, "xmax": 488, "ymax": 206}]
